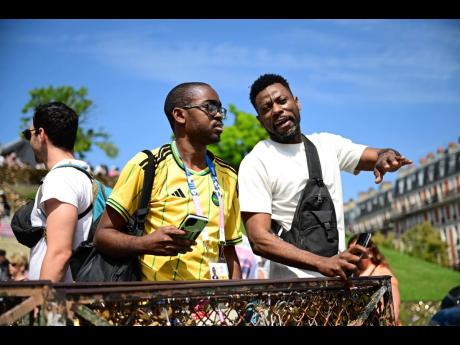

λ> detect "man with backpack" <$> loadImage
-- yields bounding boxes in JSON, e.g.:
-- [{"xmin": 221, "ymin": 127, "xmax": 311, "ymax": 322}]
[
  {"xmin": 238, "ymin": 74, "xmax": 412, "ymax": 280},
  {"xmin": 94, "ymin": 82, "xmax": 243, "ymax": 281},
  {"xmin": 24, "ymin": 102, "xmax": 94, "ymax": 283}
]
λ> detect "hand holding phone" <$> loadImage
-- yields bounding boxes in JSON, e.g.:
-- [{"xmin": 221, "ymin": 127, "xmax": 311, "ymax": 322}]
[
  {"xmin": 354, "ymin": 232, "xmax": 372, "ymax": 257},
  {"xmin": 178, "ymin": 214, "xmax": 209, "ymax": 241}
]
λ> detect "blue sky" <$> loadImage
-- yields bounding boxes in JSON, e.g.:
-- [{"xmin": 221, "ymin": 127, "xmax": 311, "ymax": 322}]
[{"xmin": 1, "ymin": 19, "xmax": 459, "ymax": 201}]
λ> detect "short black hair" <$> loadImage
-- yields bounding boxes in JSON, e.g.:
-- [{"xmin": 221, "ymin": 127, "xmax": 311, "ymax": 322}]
[
  {"xmin": 441, "ymin": 285, "xmax": 460, "ymax": 309},
  {"xmin": 0, "ymin": 249, "xmax": 6, "ymax": 256},
  {"xmin": 33, "ymin": 101, "xmax": 79, "ymax": 151},
  {"xmin": 249, "ymin": 73, "xmax": 293, "ymax": 111},
  {"xmin": 163, "ymin": 82, "xmax": 211, "ymax": 132}
]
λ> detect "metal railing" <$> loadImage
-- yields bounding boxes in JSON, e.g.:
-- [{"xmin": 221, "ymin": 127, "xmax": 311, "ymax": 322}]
[{"xmin": 0, "ymin": 276, "xmax": 395, "ymax": 326}]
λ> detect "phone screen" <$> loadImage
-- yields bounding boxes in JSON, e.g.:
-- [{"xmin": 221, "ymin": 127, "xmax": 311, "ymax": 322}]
[{"xmin": 178, "ymin": 214, "xmax": 208, "ymax": 241}]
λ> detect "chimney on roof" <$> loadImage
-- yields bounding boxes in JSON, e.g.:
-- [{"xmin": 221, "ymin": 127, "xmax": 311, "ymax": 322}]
[
  {"xmin": 426, "ymin": 152, "xmax": 435, "ymax": 163},
  {"xmin": 437, "ymin": 146, "xmax": 444, "ymax": 158}
]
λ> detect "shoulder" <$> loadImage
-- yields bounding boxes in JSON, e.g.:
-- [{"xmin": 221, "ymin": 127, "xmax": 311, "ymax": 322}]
[
  {"xmin": 127, "ymin": 144, "xmax": 172, "ymax": 169},
  {"xmin": 45, "ymin": 161, "xmax": 91, "ymax": 184},
  {"xmin": 240, "ymin": 140, "xmax": 272, "ymax": 166},
  {"xmin": 374, "ymin": 264, "xmax": 395, "ymax": 279},
  {"xmin": 306, "ymin": 132, "xmax": 349, "ymax": 145},
  {"xmin": 213, "ymin": 155, "xmax": 237, "ymax": 178}
]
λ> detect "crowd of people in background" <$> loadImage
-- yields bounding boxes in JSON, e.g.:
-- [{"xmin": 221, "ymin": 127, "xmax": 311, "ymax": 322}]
[{"xmin": 0, "ymin": 150, "xmax": 120, "ymax": 178}]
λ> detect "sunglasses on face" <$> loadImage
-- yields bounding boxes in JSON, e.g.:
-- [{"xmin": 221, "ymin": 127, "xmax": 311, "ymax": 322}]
[
  {"xmin": 22, "ymin": 128, "xmax": 39, "ymax": 141},
  {"xmin": 181, "ymin": 101, "xmax": 227, "ymax": 120}
]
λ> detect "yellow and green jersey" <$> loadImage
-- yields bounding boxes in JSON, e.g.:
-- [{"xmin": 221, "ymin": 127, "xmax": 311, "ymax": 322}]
[{"xmin": 106, "ymin": 142, "xmax": 242, "ymax": 281}]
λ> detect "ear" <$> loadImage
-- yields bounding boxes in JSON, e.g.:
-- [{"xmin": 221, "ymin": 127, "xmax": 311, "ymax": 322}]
[
  {"xmin": 294, "ymin": 96, "xmax": 301, "ymax": 112},
  {"xmin": 172, "ymin": 107, "xmax": 186, "ymax": 125},
  {"xmin": 37, "ymin": 127, "xmax": 47, "ymax": 143}
]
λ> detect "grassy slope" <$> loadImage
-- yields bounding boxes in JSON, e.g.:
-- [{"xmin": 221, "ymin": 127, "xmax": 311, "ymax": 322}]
[{"xmin": 380, "ymin": 246, "xmax": 460, "ymax": 301}]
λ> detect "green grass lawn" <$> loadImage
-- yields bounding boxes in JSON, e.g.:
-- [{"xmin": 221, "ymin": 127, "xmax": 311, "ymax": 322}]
[{"xmin": 380, "ymin": 246, "xmax": 460, "ymax": 301}]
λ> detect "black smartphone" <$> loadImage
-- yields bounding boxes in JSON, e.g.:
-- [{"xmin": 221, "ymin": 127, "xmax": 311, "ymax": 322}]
[
  {"xmin": 356, "ymin": 232, "xmax": 372, "ymax": 248},
  {"xmin": 178, "ymin": 214, "xmax": 209, "ymax": 241},
  {"xmin": 354, "ymin": 232, "xmax": 372, "ymax": 258}
]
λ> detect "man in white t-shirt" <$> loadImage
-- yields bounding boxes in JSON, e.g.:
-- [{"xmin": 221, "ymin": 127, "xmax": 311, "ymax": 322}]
[
  {"xmin": 24, "ymin": 102, "xmax": 93, "ymax": 283},
  {"xmin": 238, "ymin": 74, "xmax": 412, "ymax": 280}
]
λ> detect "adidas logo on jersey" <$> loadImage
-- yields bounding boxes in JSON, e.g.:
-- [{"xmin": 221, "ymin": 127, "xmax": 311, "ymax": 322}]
[{"xmin": 172, "ymin": 188, "xmax": 186, "ymax": 198}]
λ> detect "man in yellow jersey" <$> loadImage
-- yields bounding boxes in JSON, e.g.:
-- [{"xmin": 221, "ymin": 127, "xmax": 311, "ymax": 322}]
[{"xmin": 94, "ymin": 82, "xmax": 242, "ymax": 281}]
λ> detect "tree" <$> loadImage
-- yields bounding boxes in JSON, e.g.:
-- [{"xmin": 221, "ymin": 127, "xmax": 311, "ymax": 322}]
[
  {"xmin": 209, "ymin": 104, "xmax": 268, "ymax": 170},
  {"xmin": 400, "ymin": 222, "xmax": 449, "ymax": 267},
  {"xmin": 20, "ymin": 86, "xmax": 118, "ymax": 159}
]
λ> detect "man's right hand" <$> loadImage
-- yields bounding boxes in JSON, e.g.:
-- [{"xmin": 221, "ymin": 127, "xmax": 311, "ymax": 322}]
[
  {"xmin": 142, "ymin": 226, "xmax": 196, "ymax": 256},
  {"xmin": 316, "ymin": 244, "xmax": 368, "ymax": 280}
]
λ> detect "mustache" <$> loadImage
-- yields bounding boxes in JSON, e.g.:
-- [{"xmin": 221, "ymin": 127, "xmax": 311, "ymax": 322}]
[{"xmin": 273, "ymin": 114, "xmax": 295, "ymax": 126}]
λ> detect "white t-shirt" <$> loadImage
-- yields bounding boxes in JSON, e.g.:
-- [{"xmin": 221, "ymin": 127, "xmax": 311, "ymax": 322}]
[
  {"xmin": 238, "ymin": 132, "xmax": 367, "ymax": 278},
  {"xmin": 29, "ymin": 159, "xmax": 93, "ymax": 282}
]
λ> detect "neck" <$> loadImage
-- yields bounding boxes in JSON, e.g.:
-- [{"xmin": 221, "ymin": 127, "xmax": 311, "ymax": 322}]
[
  {"xmin": 45, "ymin": 146, "xmax": 75, "ymax": 170},
  {"xmin": 175, "ymin": 137, "xmax": 208, "ymax": 171},
  {"xmin": 269, "ymin": 131, "xmax": 302, "ymax": 144}
]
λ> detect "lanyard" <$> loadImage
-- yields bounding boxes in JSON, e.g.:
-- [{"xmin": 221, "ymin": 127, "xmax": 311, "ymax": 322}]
[{"xmin": 173, "ymin": 141, "xmax": 225, "ymax": 245}]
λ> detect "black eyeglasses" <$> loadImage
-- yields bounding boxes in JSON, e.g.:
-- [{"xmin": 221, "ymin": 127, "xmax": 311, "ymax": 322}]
[
  {"xmin": 22, "ymin": 128, "xmax": 38, "ymax": 141},
  {"xmin": 181, "ymin": 102, "xmax": 227, "ymax": 120}
]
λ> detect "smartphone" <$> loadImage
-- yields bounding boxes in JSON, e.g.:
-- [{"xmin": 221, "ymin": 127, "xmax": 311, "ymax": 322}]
[
  {"xmin": 356, "ymin": 232, "xmax": 372, "ymax": 248},
  {"xmin": 354, "ymin": 232, "xmax": 372, "ymax": 258},
  {"xmin": 178, "ymin": 214, "xmax": 209, "ymax": 241}
]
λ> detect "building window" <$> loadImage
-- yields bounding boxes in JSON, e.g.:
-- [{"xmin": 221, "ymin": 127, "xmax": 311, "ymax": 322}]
[
  {"xmin": 439, "ymin": 159, "xmax": 446, "ymax": 178},
  {"xmin": 448, "ymin": 154, "xmax": 456, "ymax": 174},
  {"xmin": 418, "ymin": 169, "xmax": 424, "ymax": 187},
  {"xmin": 428, "ymin": 165, "xmax": 435, "ymax": 182},
  {"xmin": 398, "ymin": 179, "xmax": 405, "ymax": 195},
  {"xmin": 407, "ymin": 175, "xmax": 413, "ymax": 191}
]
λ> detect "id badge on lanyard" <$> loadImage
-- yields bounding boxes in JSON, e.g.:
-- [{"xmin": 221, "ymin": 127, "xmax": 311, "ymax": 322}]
[{"xmin": 173, "ymin": 142, "xmax": 228, "ymax": 279}]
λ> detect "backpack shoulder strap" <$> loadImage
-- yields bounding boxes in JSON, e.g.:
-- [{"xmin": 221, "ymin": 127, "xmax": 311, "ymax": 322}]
[
  {"xmin": 133, "ymin": 150, "xmax": 157, "ymax": 232},
  {"xmin": 52, "ymin": 164, "xmax": 94, "ymax": 219},
  {"xmin": 301, "ymin": 134, "xmax": 323, "ymax": 180}
]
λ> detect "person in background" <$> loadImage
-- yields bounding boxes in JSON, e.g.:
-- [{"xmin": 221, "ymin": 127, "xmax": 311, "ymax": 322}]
[
  {"xmin": 25, "ymin": 102, "xmax": 93, "ymax": 283},
  {"xmin": 348, "ymin": 234, "xmax": 401, "ymax": 325},
  {"xmin": 8, "ymin": 252, "xmax": 29, "ymax": 281},
  {"xmin": 235, "ymin": 234, "xmax": 258, "ymax": 279},
  {"xmin": 0, "ymin": 191, "xmax": 11, "ymax": 219},
  {"xmin": 429, "ymin": 285, "xmax": 460, "ymax": 326},
  {"xmin": 0, "ymin": 249, "xmax": 11, "ymax": 281}
]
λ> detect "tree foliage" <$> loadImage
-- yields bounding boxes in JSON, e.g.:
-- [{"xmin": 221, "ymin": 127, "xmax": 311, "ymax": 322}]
[
  {"xmin": 400, "ymin": 222, "xmax": 449, "ymax": 267},
  {"xmin": 209, "ymin": 104, "xmax": 268, "ymax": 170},
  {"xmin": 21, "ymin": 86, "xmax": 118, "ymax": 159},
  {"xmin": 372, "ymin": 231, "xmax": 396, "ymax": 249}
]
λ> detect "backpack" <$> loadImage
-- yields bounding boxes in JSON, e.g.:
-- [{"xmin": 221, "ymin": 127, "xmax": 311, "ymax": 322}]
[
  {"xmin": 69, "ymin": 149, "xmax": 156, "ymax": 282},
  {"xmin": 10, "ymin": 164, "xmax": 110, "ymax": 249},
  {"xmin": 271, "ymin": 135, "xmax": 339, "ymax": 257}
]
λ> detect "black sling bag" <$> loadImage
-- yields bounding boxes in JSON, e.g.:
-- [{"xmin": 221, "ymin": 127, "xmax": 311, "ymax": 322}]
[{"xmin": 272, "ymin": 135, "xmax": 339, "ymax": 257}]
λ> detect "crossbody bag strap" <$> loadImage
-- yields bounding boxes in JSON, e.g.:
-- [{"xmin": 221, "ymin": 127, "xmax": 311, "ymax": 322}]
[
  {"xmin": 302, "ymin": 134, "xmax": 323, "ymax": 180},
  {"xmin": 133, "ymin": 150, "xmax": 157, "ymax": 232}
]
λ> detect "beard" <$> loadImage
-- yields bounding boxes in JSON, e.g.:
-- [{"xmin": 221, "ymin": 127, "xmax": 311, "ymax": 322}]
[{"xmin": 268, "ymin": 122, "xmax": 300, "ymax": 144}]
